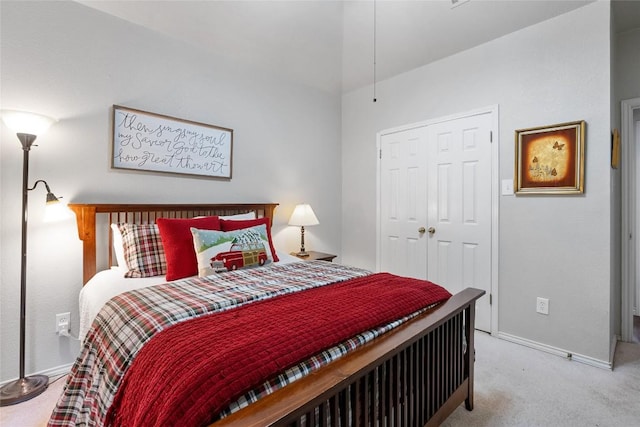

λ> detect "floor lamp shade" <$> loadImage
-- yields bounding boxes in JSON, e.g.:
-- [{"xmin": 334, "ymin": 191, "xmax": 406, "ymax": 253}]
[
  {"xmin": 0, "ymin": 110, "xmax": 58, "ymax": 407},
  {"xmin": 2, "ymin": 110, "xmax": 56, "ymax": 136},
  {"xmin": 288, "ymin": 204, "xmax": 319, "ymax": 257}
]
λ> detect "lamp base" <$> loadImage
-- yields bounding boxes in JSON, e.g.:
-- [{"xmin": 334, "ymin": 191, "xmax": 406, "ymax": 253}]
[
  {"xmin": 296, "ymin": 251, "xmax": 310, "ymax": 257},
  {"xmin": 0, "ymin": 375, "xmax": 49, "ymax": 407}
]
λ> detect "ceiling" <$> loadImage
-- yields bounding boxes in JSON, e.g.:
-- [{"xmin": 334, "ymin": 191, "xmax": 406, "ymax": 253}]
[{"xmin": 77, "ymin": 1, "xmax": 638, "ymax": 94}]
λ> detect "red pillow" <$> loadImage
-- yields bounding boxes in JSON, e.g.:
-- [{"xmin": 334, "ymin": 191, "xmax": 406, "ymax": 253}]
[
  {"xmin": 157, "ymin": 216, "xmax": 221, "ymax": 281},
  {"xmin": 220, "ymin": 217, "xmax": 279, "ymax": 262}
]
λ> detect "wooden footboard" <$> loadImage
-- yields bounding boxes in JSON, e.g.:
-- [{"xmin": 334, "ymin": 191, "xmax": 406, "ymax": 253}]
[{"xmin": 213, "ymin": 287, "xmax": 484, "ymax": 427}]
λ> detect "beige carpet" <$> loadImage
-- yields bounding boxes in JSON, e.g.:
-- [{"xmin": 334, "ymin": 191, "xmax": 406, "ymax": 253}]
[
  {"xmin": 0, "ymin": 374, "xmax": 66, "ymax": 427},
  {"xmin": 2, "ymin": 332, "xmax": 639, "ymax": 426},
  {"xmin": 444, "ymin": 333, "xmax": 640, "ymax": 426}
]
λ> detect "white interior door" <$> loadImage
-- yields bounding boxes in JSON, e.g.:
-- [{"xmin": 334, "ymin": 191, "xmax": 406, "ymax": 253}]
[
  {"xmin": 379, "ymin": 128, "xmax": 428, "ymax": 279},
  {"xmin": 635, "ymin": 113, "xmax": 640, "ymax": 315},
  {"xmin": 378, "ymin": 110, "xmax": 494, "ymax": 333},
  {"xmin": 426, "ymin": 113, "xmax": 493, "ymax": 332},
  {"xmin": 621, "ymin": 98, "xmax": 640, "ymax": 342}
]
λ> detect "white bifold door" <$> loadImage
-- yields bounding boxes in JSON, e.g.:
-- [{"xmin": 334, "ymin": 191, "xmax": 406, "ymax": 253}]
[{"xmin": 379, "ymin": 111, "xmax": 493, "ymax": 333}]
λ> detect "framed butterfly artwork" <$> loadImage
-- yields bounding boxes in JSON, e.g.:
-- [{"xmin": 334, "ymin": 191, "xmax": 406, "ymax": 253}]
[{"xmin": 514, "ymin": 120, "xmax": 585, "ymax": 194}]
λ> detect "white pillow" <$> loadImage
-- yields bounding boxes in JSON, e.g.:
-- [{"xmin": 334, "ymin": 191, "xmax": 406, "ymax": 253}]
[
  {"xmin": 111, "ymin": 223, "xmax": 127, "ymax": 268},
  {"xmin": 219, "ymin": 212, "xmax": 256, "ymax": 220}
]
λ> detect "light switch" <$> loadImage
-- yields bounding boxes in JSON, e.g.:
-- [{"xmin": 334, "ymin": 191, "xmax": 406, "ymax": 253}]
[{"xmin": 501, "ymin": 179, "xmax": 514, "ymax": 196}]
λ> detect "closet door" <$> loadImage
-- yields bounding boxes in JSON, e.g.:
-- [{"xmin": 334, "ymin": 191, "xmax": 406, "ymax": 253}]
[
  {"xmin": 426, "ymin": 112, "xmax": 493, "ymax": 332},
  {"xmin": 378, "ymin": 111, "xmax": 494, "ymax": 333},
  {"xmin": 379, "ymin": 127, "xmax": 428, "ymax": 280}
]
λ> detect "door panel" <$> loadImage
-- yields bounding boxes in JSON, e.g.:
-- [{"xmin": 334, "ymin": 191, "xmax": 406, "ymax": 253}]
[
  {"xmin": 380, "ymin": 129, "xmax": 428, "ymax": 279},
  {"xmin": 427, "ymin": 113, "xmax": 492, "ymax": 332}
]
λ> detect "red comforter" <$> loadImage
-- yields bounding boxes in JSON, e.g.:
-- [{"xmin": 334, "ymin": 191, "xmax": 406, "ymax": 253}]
[{"xmin": 106, "ymin": 272, "xmax": 451, "ymax": 426}]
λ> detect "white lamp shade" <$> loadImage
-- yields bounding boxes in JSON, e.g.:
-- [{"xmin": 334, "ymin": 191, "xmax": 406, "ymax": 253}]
[
  {"xmin": 43, "ymin": 200, "xmax": 72, "ymax": 223},
  {"xmin": 1, "ymin": 110, "xmax": 56, "ymax": 136},
  {"xmin": 288, "ymin": 204, "xmax": 319, "ymax": 226}
]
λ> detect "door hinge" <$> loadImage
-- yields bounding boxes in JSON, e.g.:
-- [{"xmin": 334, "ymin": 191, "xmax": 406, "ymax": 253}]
[
  {"xmin": 489, "ymin": 131, "xmax": 493, "ymax": 143},
  {"xmin": 379, "ymin": 149, "xmax": 382, "ymax": 159},
  {"xmin": 489, "ymin": 293, "xmax": 492, "ymax": 305}
]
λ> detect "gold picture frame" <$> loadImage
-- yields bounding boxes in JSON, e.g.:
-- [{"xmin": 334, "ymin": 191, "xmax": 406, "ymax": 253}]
[
  {"xmin": 611, "ymin": 128, "xmax": 620, "ymax": 169},
  {"xmin": 514, "ymin": 120, "xmax": 585, "ymax": 195}
]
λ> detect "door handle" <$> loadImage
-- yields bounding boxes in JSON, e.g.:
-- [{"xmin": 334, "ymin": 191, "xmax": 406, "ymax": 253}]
[{"xmin": 418, "ymin": 227, "xmax": 436, "ymax": 235}]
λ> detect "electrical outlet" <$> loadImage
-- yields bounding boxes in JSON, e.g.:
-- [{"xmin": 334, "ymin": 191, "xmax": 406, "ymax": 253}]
[
  {"xmin": 536, "ymin": 297, "xmax": 549, "ymax": 315},
  {"xmin": 56, "ymin": 312, "xmax": 70, "ymax": 335}
]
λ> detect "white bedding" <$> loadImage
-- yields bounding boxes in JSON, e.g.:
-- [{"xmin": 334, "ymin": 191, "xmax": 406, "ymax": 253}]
[{"xmin": 78, "ymin": 252, "xmax": 301, "ymax": 341}]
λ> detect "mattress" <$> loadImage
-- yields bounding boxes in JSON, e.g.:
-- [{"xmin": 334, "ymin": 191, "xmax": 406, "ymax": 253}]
[{"xmin": 78, "ymin": 252, "xmax": 302, "ymax": 341}]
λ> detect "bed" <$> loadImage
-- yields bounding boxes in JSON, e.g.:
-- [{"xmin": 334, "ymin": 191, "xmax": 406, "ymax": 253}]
[{"xmin": 50, "ymin": 202, "xmax": 484, "ymax": 427}]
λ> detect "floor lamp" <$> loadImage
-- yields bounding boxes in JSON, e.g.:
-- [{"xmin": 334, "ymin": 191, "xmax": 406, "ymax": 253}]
[{"xmin": 0, "ymin": 110, "xmax": 59, "ymax": 406}]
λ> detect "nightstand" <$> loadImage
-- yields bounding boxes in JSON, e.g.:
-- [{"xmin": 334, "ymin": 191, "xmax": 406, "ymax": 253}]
[{"xmin": 291, "ymin": 251, "xmax": 337, "ymax": 262}]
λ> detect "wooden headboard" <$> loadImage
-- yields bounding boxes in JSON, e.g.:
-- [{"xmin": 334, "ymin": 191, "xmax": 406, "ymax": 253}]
[{"xmin": 68, "ymin": 203, "xmax": 278, "ymax": 285}]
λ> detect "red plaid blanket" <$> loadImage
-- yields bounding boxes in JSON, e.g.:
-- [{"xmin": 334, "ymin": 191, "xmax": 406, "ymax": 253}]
[
  {"xmin": 105, "ymin": 272, "xmax": 451, "ymax": 426},
  {"xmin": 47, "ymin": 262, "xmax": 449, "ymax": 426},
  {"xmin": 48, "ymin": 262, "xmax": 369, "ymax": 426}
]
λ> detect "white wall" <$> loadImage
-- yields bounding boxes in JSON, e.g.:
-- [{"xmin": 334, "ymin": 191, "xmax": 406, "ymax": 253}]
[
  {"xmin": 0, "ymin": 1, "xmax": 342, "ymax": 381},
  {"xmin": 609, "ymin": 3, "xmax": 621, "ymax": 362},
  {"xmin": 342, "ymin": 2, "xmax": 613, "ymax": 363},
  {"xmin": 615, "ymin": 21, "xmax": 640, "ymax": 330},
  {"xmin": 616, "ymin": 28, "xmax": 640, "ymax": 102}
]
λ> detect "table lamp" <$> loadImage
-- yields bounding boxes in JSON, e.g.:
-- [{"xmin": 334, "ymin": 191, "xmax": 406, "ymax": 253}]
[{"xmin": 288, "ymin": 204, "xmax": 319, "ymax": 257}]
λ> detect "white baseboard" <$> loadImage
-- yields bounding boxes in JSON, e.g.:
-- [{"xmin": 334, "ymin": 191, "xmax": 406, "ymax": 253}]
[
  {"xmin": 497, "ymin": 332, "xmax": 613, "ymax": 370},
  {"xmin": 3, "ymin": 334, "xmax": 617, "ymax": 386},
  {"xmin": 0, "ymin": 363, "xmax": 73, "ymax": 387},
  {"xmin": 608, "ymin": 334, "xmax": 619, "ymax": 369}
]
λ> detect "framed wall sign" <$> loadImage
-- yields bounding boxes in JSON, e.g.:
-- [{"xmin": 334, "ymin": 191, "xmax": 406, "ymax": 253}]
[
  {"xmin": 514, "ymin": 120, "xmax": 585, "ymax": 195},
  {"xmin": 112, "ymin": 105, "xmax": 233, "ymax": 179}
]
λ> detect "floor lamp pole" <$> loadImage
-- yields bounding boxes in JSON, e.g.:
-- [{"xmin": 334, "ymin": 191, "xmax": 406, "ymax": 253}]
[{"xmin": 0, "ymin": 133, "xmax": 49, "ymax": 406}]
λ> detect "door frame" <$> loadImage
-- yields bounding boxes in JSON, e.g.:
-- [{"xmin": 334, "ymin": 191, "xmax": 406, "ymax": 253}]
[
  {"xmin": 376, "ymin": 105, "xmax": 500, "ymax": 335},
  {"xmin": 621, "ymin": 97, "xmax": 640, "ymax": 342}
]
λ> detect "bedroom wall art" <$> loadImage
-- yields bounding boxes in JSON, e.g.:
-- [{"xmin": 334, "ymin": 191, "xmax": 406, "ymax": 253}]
[
  {"xmin": 611, "ymin": 128, "xmax": 620, "ymax": 169},
  {"xmin": 112, "ymin": 105, "xmax": 233, "ymax": 179},
  {"xmin": 514, "ymin": 120, "xmax": 585, "ymax": 194}
]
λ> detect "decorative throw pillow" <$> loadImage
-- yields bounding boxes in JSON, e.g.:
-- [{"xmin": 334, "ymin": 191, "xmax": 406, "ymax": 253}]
[
  {"xmin": 118, "ymin": 223, "xmax": 166, "ymax": 278},
  {"xmin": 157, "ymin": 216, "xmax": 221, "ymax": 281},
  {"xmin": 220, "ymin": 217, "xmax": 279, "ymax": 262},
  {"xmin": 191, "ymin": 225, "xmax": 272, "ymax": 276}
]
